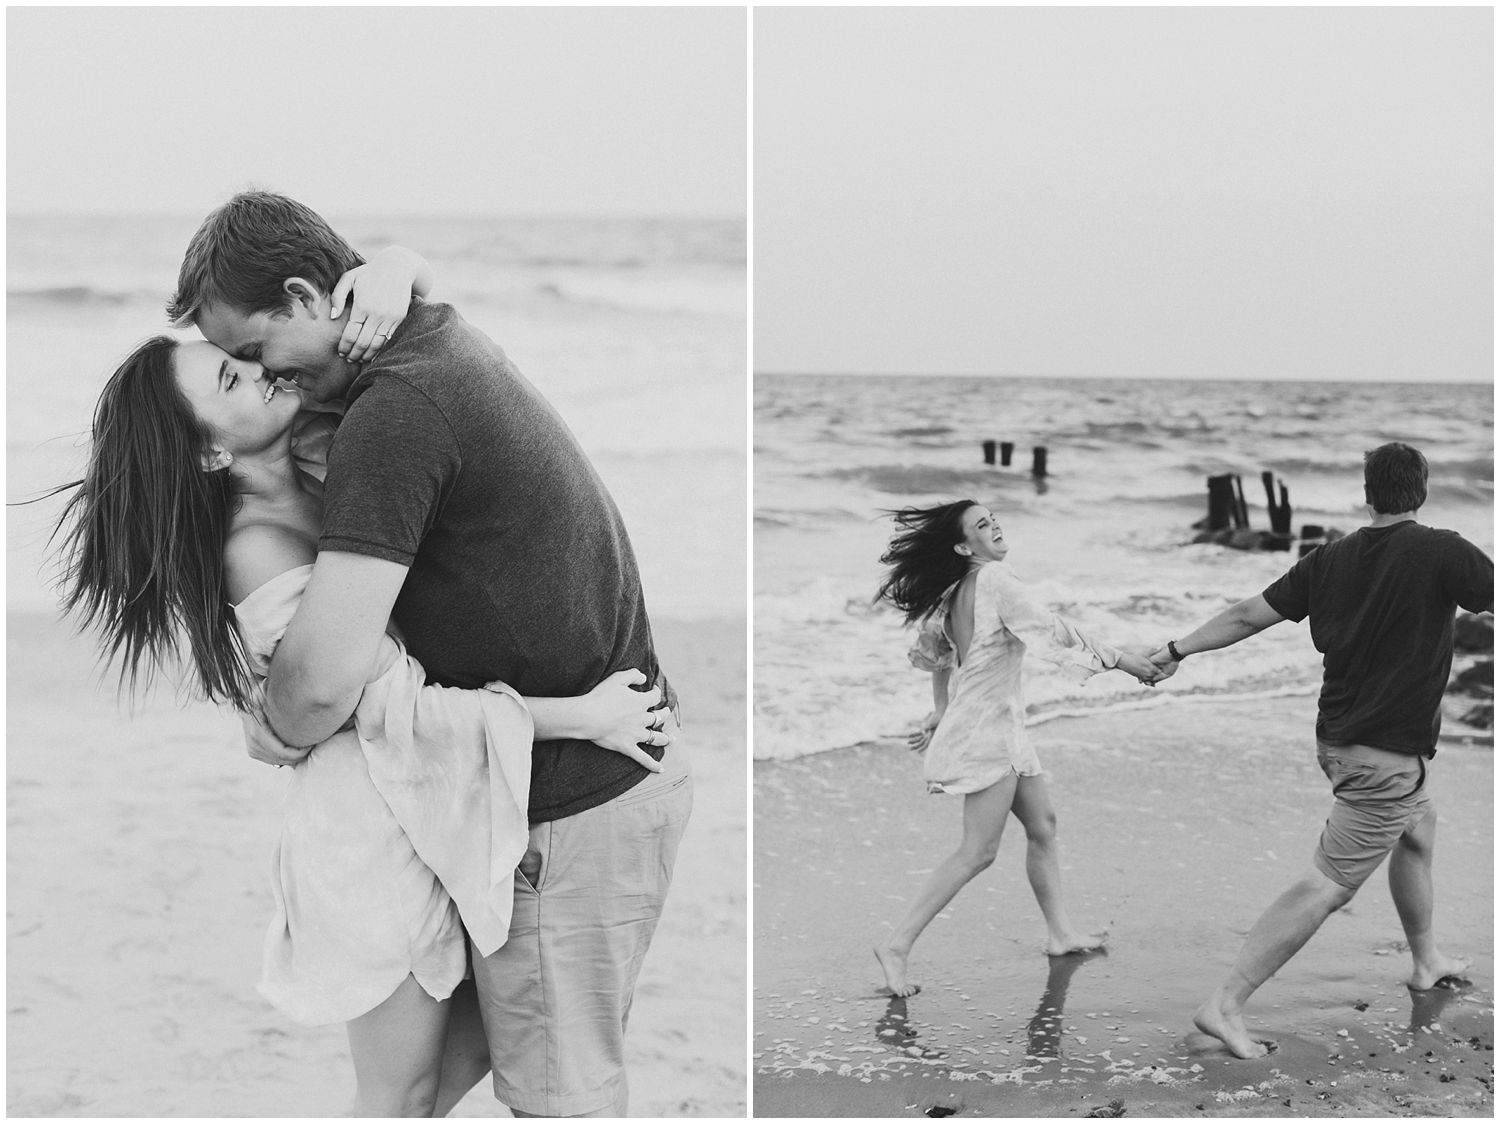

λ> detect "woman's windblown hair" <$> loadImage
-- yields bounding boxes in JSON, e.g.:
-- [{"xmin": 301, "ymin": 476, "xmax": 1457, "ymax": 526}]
[
  {"xmin": 52, "ymin": 336, "xmax": 255, "ymax": 710},
  {"xmin": 874, "ymin": 499, "xmax": 978, "ymax": 623}
]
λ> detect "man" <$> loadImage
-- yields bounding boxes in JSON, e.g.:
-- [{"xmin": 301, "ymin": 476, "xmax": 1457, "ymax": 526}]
[
  {"xmin": 1147, "ymin": 442, "xmax": 1491, "ymax": 1059},
  {"xmin": 168, "ymin": 191, "xmax": 691, "ymax": 1116}
]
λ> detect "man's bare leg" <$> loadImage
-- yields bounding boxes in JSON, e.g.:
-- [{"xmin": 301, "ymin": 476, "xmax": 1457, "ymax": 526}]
[
  {"xmin": 1194, "ymin": 868, "xmax": 1355, "ymax": 1059},
  {"xmin": 1388, "ymin": 808, "xmax": 1471, "ymax": 990},
  {"xmin": 874, "ymin": 773, "xmax": 1019, "ymax": 997},
  {"xmin": 1009, "ymin": 775, "xmax": 1108, "ymax": 956}
]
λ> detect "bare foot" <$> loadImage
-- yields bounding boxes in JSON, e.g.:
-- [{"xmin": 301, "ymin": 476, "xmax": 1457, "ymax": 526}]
[
  {"xmin": 1193, "ymin": 991, "xmax": 1269, "ymax": 1059},
  {"xmin": 1409, "ymin": 952, "xmax": 1472, "ymax": 991},
  {"xmin": 1047, "ymin": 930, "xmax": 1108, "ymax": 957},
  {"xmin": 874, "ymin": 944, "xmax": 919, "ymax": 997}
]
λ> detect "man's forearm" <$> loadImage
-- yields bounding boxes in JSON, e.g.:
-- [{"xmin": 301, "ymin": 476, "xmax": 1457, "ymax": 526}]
[
  {"xmin": 258, "ymin": 552, "xmax": 412, "ymax": 748},
  {"xmin": 263, "ymin": 671, "xmax": 362, "ymax": 747},
  {"xmin": 1176, "ymin": 600, "xmax": 1277, "ymax": 656}
]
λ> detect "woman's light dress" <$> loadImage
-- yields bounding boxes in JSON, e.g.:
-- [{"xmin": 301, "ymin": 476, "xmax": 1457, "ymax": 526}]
[
  {"xmin": 910, "ymin": 561, "xmax": 1122, "ymax": 796},
  {"xmin": 233, "ymin": 566, "xmax": 534, "ymax": 1025}
]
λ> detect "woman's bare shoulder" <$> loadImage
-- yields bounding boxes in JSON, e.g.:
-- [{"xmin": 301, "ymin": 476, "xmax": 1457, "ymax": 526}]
[
  {"xmin": 224, "ymin": 520, "xmax": 317, "ymax": 604},
  {"xmin": 975, "ymin": 560, "xmax": 1017, "ymax": 586}
]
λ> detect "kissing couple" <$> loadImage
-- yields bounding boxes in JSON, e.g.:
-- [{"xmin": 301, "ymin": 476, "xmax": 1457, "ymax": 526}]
[{"xmin": 57, "ymin": 191, "xmax": 692, "ymax": 1116}]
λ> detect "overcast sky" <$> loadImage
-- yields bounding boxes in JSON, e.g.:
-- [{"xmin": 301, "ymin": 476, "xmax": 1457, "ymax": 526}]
[
  {"xmin": 7, "ymin": 6, "xmax": 745, "ymax": 218},
  {"xmin": 755, "ymin": 7, "xmax": 1492, "ymax": 382}
]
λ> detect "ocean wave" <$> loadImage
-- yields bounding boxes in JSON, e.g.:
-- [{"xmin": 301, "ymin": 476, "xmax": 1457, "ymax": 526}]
[
  {"xmin": 886, "ymin": 425, "xmax": 956, "ymax": 439},
  {"xmin": 1028, "ymin": 680, "xmax": 1319, "ymax": 727},
  {"xmin": 7, "ymin": 285, "xmax": 146, "ymax": 306},
  {"xmin": 753, "ymin": 507, "xmax": 867, "ymax": 530},
  {"xmin": 754, "ymin": 675, "xmax": 1324, "ymax": 763},
  {"xmin": 1426, "ymin": 481, "xmax": 1495, "ymax": 505},
  {"xmin": 817, "ymin": 462, "xmax": 1027, "ymax": 496},
  {"xmin": 1429, "ymin": 457, "xmax": 1496, "ymax": 479}
]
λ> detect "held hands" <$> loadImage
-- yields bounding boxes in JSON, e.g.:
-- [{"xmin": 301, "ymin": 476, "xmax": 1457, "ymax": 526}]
[
  {"xmin": 1146, "ymin": 646, "xmax": 1181, "ymax": 683},
  {"xmin": 1114, "ymin": 649, "xmax": 1169, "ymax": 687},
  {"xmin": 241, "ymin": 683, "xmax": 314, "ymax": 768},
  {"xmin": 329, "ymin": 246, "xmax": 421, "ymax": 364},
  {"xmin": 577, "ymin": 668, "xmax": 669, "ymax": 773}
]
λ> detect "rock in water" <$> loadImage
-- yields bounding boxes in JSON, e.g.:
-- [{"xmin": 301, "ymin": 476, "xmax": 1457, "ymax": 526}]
[
  {"xmin": 1454, "ymin": 661, "xmax": 1493, "ymax": 696},
  {"xmin": 1454, "ymin": 613, "xmax": 1494, "ymax": 654}
]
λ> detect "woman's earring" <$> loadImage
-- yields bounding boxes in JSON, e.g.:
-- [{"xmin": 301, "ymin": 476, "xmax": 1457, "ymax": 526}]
[{"xmin": 204, "ymin": 448, "xmax": 233, "ymax": 472}]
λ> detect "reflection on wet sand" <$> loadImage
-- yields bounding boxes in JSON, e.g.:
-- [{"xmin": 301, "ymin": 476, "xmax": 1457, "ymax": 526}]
[
  {"xmin": 870, "ymin": 948, "xmax": 1110, "ymax": 1067},
  {"xmin": 875, "ymin": 996, "xmax": 946, "ymax": 1060},
  {"xmin": 1026, "ymin": 948, "xmax": 1108, "ymax": 1059},
  {"xmin": 1408, "ymin": 978, "xmax": 1464, "ymax": 1035}
]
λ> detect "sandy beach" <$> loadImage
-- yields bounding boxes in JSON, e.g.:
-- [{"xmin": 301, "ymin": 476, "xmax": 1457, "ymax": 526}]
[
  {"xmin": 6, "ymin": 611, "xmax": 746, "ymax": 1118},
  {"xmin": 753, "ymin": 695, "xmax": 1493, "ymax": 1118}
]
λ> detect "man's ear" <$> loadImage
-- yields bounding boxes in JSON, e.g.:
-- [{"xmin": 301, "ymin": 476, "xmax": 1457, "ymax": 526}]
[{"xmin": 282, "ymin": 277, "xmax": 328, "ymax": 318}]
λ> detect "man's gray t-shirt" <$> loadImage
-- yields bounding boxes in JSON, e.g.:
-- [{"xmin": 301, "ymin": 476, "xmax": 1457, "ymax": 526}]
[
  {"xmin": 1261, "ymin": 521, "xmax": 1492, "ymax": 756},
  {"xmin": 320, "ymin": 301, "xmax": 668, "ymax": 822}
]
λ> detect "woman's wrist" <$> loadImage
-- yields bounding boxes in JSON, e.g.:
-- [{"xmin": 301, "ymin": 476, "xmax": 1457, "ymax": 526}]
[
  {"xmin": 521, "ymin": 695, "xmax": 592, "ymax": 741},
  {"xmin": 1167, "ymin": 639, "xmax": 1186, "ymax": 662},
  {"xmin": 372, "ymin": 244, "xmax": 433, "ymax": 299}
]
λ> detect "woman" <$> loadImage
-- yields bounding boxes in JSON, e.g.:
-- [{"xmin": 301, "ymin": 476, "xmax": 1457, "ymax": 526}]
[
  {"xmin": 872, "ymin": 499, "xmax": 1159, "ymax": 998},
  {"xmin": 52, "ymin": 255, "xmax": 670, "ymax": 1115}
]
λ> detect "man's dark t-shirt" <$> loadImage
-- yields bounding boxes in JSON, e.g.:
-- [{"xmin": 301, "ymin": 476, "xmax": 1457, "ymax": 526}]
[
  {"xmin": 319, "ymin": 302, "xmax": 668, "ymax": 822},
  {"xmin": 1261, "ymin": 521, "xmax": 1492, "ymax": 757}
]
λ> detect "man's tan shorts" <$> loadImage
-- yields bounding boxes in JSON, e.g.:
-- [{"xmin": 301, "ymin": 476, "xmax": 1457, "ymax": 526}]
[
  {"xmin": 471, "ymin": 739, "xmax": 693, "ymax": 1116},
  {"xmin": 1314, "ymin": 741, "xmax": 1432, "ymax": 890}
]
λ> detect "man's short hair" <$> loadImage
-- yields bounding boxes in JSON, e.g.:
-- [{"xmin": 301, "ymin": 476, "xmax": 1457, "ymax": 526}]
[
  {"xmin": 1364, "ymin": 442, "xmax": 1428, "ymax": 514},
  {"xmin": 167, "ymin": 191, "xmax": 364, "ymax": 324}
]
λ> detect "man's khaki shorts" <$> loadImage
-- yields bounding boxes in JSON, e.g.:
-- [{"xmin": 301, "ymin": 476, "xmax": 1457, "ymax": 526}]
[
  {"xmin": 471, "ymin": 739, "xmax": 693, "ymax": 1116},
  {"xmin": 1313, "ymin": 741, "xmax": 1431, "ymax": 890}
]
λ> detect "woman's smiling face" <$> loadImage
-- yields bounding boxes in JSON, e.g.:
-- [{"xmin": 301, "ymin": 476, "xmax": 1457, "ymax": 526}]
[
  {"xmin": 957, "ymin": 504, "xmax": 1008, "ymax": 563},
  {"xmin": 172, "ymin": 340, "xmax": 301, "ymax": 458}
]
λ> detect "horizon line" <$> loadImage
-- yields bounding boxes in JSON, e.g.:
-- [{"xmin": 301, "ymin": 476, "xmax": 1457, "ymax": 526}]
[
  {"xmin": 8, "ymin": 209, "xmax": 746, "ymax": 223},
  {"xmin": 754, "ymin": 370, "xmax": 1494, "ymax": 386}
]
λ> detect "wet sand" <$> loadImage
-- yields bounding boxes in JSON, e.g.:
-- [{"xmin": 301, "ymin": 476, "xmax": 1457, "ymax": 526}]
[
  {"xmin": 754, "ymin": 696, "xmax": 1493, "ymax": 1117},
  {"xmin": 7, "ymin": 610, "xmax": 746, "ymax": 1117}
]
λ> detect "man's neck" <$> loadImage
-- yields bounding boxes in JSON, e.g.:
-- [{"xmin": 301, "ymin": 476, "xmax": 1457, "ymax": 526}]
[{"xmin": 1368, "ymin": 510, "xmax": 1419, "ymax": 529}]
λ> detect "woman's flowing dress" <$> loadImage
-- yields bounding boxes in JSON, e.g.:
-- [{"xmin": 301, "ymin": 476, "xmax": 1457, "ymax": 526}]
[
  {"xmin": 233, "ymin": 565, "xmax": 534, "ymax": 1025},
  {"xmin": 910, "ymin": 561, "xmax": 1121, "ymax": 795}
]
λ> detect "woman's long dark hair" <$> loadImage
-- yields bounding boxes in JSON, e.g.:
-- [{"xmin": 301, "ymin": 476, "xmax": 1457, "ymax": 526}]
[
  {"xmin": 874, "ymin": 499, "xmax": 979, "ymax": 623},
  {"xmin": 51, "ymin": 335, "xmax": 256, "ymax": 710}
]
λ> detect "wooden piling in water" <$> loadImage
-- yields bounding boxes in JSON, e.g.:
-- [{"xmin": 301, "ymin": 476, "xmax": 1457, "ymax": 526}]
[
  {"xmin": 982, "ymin": 440, "xmax": 996, "ymax": 465},
  {"xmin": 1261, "ymin": 471, "xmax": 1293, "ymax": 534},
  {"xmin": 1032, "ymin": 447, "xmax": 1048, "ymax": 476},
  {"xmin": 1000, "ymin": 441, "xmax": 1014, "ymax": 467},
  {"xmin": 1206, "ymin": 474, "xmax": 1236, "ymax": 530},
  {"xmin": 1231, "ymin": 475, "xmax": 1250, "ymax": 529}
]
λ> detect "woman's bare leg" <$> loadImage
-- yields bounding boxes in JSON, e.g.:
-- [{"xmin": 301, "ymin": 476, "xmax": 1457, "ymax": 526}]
[
  {"xmin": 431, "ymin": 979, "xmax": 492, "ymax": 1117},
  {"xmin": 1009, "ymin": 774, "xmax": 1107, "ymax": 955},
  {"xmin": 874, "ymin": 772, "xmax": 1019, "ymax": 996},
  {"xmin": 346, "ymin": 974, "xmax": 450, "ymax": 1117}
]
